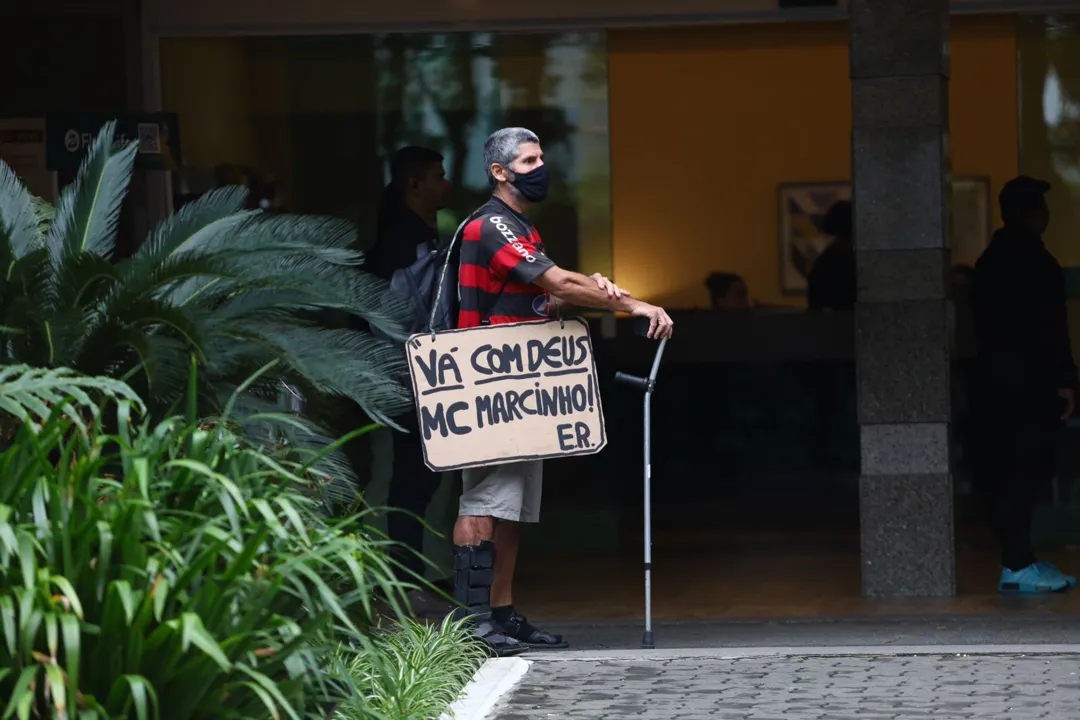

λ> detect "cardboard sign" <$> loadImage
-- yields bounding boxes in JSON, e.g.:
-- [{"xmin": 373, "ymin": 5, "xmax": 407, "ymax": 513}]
[{"xmin": 407, "ymin": 318, "xmax": 607, "ymax": 471}]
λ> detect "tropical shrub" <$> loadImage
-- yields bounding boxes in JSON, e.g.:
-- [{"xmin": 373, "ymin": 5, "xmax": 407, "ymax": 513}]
[
  {"xmin": 335, "ymin": 616, "xmax": 486, "ymax": 720},
  {"xmin": 0, "ymin": 365, "xmax": 411, "ymax": 719},
  {"xmin": 0, "ymin": 121, "xmax": 410, "ymax": 432}
]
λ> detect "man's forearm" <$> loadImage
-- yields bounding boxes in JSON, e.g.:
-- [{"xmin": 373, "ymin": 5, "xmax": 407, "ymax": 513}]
[
  {"xmin": 547, "ymin": 294, "xmax": 602, "ymax": 315},
  {"xmin": 548, "ymin": 272, "xmax": 636, "ymax": 313}
]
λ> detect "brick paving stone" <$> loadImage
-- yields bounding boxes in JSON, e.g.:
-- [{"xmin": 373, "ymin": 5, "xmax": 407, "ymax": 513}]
[{"xmin": 493, "ymin": 654, "xmax": 1080, "ymax": 719}]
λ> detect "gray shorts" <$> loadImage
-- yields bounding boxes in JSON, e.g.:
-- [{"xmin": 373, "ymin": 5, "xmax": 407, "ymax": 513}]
[{"xmin": 459, "ymin": 460, "xmax": 543, "ymax": 523}]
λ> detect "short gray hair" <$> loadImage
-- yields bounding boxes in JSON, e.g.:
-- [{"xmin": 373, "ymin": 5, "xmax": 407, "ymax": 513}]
[{"xmin": 484, "ymin": 127, "xmax": 540, "ymax": 184}]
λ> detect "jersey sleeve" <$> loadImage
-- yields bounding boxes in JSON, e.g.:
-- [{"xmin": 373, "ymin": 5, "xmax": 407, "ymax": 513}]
[{"xmin": 479, "ymin": 215, "xmax": 555, "ymax": 287}]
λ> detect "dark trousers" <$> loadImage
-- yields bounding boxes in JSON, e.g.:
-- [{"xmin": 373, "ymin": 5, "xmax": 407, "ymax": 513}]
[
  {"xmin": 978, "ymin": 414, "xmax": 1061, "ymax": 571},
  {"xmin": 386, "ymin": 426, "xmax": 444, "ymax": 581}
]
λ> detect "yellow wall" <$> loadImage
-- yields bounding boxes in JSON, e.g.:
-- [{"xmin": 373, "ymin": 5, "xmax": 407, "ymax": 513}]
[
  {"xmin": 609, "ymin": 15, "xmax": 1019, "ymax": 308},
  {"xmin": 161, "ymin": 38, "xmax": 261, "ymax": 169}
]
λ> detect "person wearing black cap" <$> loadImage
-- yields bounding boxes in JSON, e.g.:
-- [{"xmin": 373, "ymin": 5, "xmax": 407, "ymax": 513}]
[
  {"xmin": 368, "ymin": 146, "xmax": 455, "ymax": 618},
  {"xmin": 972, "ymin": 175, "xmax": 1078, "ymax": 594}
]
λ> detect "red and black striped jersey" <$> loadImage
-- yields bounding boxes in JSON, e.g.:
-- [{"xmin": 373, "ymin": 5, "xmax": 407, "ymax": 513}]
[{"xmin": 457, "ymin": 197, "xmax": 555, "ymax": 329}]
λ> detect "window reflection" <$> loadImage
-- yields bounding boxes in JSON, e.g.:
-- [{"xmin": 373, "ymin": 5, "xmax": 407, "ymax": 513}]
[
  {"xmin": 1019, "ymin": 16, "xmax": 1080, "ymax": 265},
  {"xmin": 161, "ymin": 32, "xmax": 612, "ymax": 275}
]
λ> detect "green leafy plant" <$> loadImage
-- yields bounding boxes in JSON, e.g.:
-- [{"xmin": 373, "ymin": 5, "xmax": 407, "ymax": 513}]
[
  {"xmin": 0, "ymin": 364, "xmax": 143, "ymax": 440},
  {"xmin": 0, "ymin": 365, "xmax": 413, "ymax": 719},
  {"xmin": 335, "ymin": 616, "xmax": 487, "ymax": 720},
  {"xmin": 0, "ymin": 121, "xmax": 410, "ymax": 431}
]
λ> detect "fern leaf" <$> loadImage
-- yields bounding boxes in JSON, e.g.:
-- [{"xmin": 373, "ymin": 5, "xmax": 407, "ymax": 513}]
[
  {"xmin": 46, "ymin": 120, "xmax": 138, "ymax": 262},
  {"xmin": 0, "ymin": 364, "xmax": 144, "ymax": 432}
]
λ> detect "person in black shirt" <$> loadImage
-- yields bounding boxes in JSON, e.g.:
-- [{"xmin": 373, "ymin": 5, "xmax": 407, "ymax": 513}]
[
  {"xmin": 368, "ymin": 147, "xmax": 451, "ymax": 282},
  {"xmin": 807, "ymin": 200, "xmax": 855, "ymax": 312},
  {"xmin": 972, "ymin": 175, "xmax": 1077, "ymax": 594},
  {"xmin": 369, "ymin": 146, "xmax": 454, "ymax": 617}
]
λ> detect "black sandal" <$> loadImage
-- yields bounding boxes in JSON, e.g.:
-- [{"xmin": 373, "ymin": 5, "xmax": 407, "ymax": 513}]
[{"xmin": 499, "ymin": 610, "xmax": 569, "ymax": 650}]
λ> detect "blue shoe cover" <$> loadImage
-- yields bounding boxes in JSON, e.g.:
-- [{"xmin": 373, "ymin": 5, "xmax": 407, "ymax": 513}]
[
  {"xmin": 1035, "ymin": 561, "xmax": 1077, "ymax": 589},
  {"xmin": 999, "ymin": 564, "xmax": 1069, "ymax": 594}
]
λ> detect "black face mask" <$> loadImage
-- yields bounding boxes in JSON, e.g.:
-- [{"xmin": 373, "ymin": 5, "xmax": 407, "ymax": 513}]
[{"xmin": 510, "ymin": 164, "xmax": 550, "ymax": 203}]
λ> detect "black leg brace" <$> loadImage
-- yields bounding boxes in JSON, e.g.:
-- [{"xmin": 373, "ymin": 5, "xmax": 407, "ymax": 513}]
[{"xmin": 453, "ymin": 540, "xmax": 496, "ymax": 622}]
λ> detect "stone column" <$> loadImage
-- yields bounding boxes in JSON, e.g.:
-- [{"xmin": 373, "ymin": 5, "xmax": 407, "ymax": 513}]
[{"xmin": 850, "ymin": 0, "xmax": 956, "ymax": 597}]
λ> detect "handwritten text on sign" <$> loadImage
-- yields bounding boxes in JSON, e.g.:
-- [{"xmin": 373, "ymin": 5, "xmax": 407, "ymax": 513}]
[{"xmin": 406, "ymin": 318, "xmax": 607, "ymax": 471}]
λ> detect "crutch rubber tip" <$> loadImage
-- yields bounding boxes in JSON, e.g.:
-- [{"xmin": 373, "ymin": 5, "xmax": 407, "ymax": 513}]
[{"xmin": 641, "ymin": 631, "xmax": 654, "ymax": 649}]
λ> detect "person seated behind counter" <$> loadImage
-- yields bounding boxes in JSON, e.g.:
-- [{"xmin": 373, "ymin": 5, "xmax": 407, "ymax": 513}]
[{"xmin": 705, "ymin": 272, "xmax": 751, "ymax": 311}]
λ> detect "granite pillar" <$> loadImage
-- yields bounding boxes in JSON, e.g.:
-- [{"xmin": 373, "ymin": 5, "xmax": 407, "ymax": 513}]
[{"xmin": 850, "ymin": 0, "xmax": 956, "ymax": 597}]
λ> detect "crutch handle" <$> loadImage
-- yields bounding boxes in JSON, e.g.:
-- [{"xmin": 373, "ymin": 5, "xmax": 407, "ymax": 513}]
[{"xmin": 614, "ymin": 372, "xmax": 650, "ymax": 391}]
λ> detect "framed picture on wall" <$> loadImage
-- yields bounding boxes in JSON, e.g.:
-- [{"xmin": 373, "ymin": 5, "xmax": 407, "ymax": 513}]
[
  {"xmin": 950, "ymin": 176, "xmax": 992, "ymax": 268},
  {"xmin": 777, "ymin": 181, "xmax": 851, "ymax": 296},
  {"xmin": 777, "ymin": 177, "xmax": 992, "ymax": 296}
]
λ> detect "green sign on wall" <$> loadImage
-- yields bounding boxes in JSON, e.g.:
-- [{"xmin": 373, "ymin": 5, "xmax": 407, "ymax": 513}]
[{"xmin": 46, "ymin": 113, "xmax": 182, "ymax": 172}]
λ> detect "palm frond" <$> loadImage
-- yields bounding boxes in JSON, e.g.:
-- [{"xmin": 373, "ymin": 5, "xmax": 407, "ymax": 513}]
[
  {"xmin": 0, "ymin": 158, "xmax": 44, "ymax": 262},
  {"xmin": 46, "ymin": 120, "xmax": 138, "ymax": 263},
  {"xmin": 112, "ymin": 252, "xmax": 236, "ymax": 314},
  {"xmin": 210, "ymin": 288, "xmax": 335, "ymax": 320},
  {"xmin": 228, "ymin": 213, "xmax": 361, "ymax": 259},
  {"xmin": 227, "ymin": 255, "xmax": 410, "ymax": 337},
  {"xmin": 145, "ymin": 211, "xmax": 412, "ymax": 338},
  {"xmin": 76, "ymin": 296, "xmax": 209, "ymax": 375},
  {"xmin": 204, "ymin": 326, "xmax": 411, "ymax": 425},
  {"xmin": 214, "ymin": 389, "xmax": 372, "ymax": 510},
  {"xmin": 31, "ymin": 195, "xmax": 56, "ymax": 235},
  {"xmin": 1, "ymin": 127, "xmax": 415, "ymax": 450},
  {"xmin": 121, "ymin": 332, "xmax": 194, "ymax": 408},
  {"xmin": 124, "ymin": 186, "xmax": 252, "ymax": 278},
  {"xmin": 51, "ymin": 250, "xmax": 119, "ymax": 318},
  {"xmin": 0, "ymin": 364, "xmax": 144, "ymax": 433}
]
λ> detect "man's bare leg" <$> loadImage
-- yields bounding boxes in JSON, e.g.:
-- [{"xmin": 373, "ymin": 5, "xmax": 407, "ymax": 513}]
[
  {"xmin": 484, "ymin": 520, "xmax": 568, "ymax": 650},
  {"xmin": 453, "ymin": 514, "xmax": 495, "ymax": 546},
  {"xmin": 490, "ymin": 521, "xmax": 521, "ymax": 608}
]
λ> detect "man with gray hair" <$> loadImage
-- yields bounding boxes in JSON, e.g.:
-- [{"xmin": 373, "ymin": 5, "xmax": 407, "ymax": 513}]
[{"xmin": 452, "ymin": 127, "xmax": 674, "ymax": 656}]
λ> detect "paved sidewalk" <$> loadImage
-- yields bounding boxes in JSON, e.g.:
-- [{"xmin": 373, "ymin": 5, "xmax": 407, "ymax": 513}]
[
  {"xmin": 545, "ymin": 616, "xmax": 1080, "ymax": 651},
  {"xmin": 493, "ymin": 651, "xmax": 1080, "ymax": 719}
]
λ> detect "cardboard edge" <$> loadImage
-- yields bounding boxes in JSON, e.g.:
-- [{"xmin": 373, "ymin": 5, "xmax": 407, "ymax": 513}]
[{"xmin": 439, "ymin": 656, "xmax": 532, "ymax": 720}]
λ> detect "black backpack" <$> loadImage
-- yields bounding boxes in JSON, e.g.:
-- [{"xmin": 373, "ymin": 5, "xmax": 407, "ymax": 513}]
[{"xmin": 371, "ymin": 213, "xmax": 474, "ymax": 343}]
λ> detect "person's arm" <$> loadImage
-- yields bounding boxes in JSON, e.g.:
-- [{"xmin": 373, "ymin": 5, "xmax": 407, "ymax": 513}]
[
  {"xmin": 536, "ymin": 266, "xmax": 636, "ymax": 313},
  {"xmin": 549, "ymin": 273, "xmax": 631, "ymax": 313},
  {"xmin": 483, "ymin": 219, "xmax": 672, "ymax": 338},
  {"xmin": 534, "ymin": 266, "xmax": 674, "ymax": 339}
]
